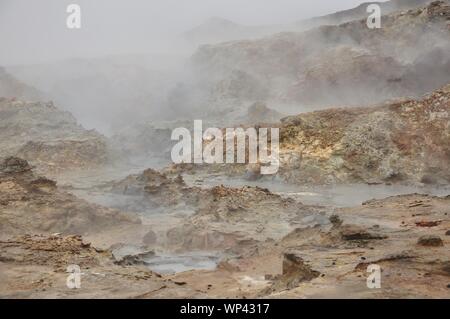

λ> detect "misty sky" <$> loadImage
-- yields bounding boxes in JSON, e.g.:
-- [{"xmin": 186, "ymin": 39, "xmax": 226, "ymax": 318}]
[{"xmin": 0, "ymin": 0, "xmax": 375, "ymax": 65}]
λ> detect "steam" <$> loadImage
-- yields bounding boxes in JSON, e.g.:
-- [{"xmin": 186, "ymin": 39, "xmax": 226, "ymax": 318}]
[{"xmin": 1, "ymin": 0, "xmax": 446, "ymax": 136}]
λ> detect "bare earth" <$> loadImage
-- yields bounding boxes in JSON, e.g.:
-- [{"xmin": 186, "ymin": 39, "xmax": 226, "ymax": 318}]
[{"xmin": 0, "ymin": 156, "xmax": 448, "ymax": 298}]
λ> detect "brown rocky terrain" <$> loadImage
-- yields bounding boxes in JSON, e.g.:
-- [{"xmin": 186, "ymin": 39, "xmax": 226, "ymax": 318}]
[
  {"xmin": 0, "ymin": 234, "xmax": 202, "ymax": 298},
  {"xmin": 100, "ymin": 168, "xmax": 325, "ymax": 252},
  {"xmin": 169, "ymin": 193, "xmax": 450, "ymax": 298},
  {"xmin": 171, "ymin": 82, "xmax": 450, "ymax": 186},
  {"xmin": 64, "ymin": 164, "xmax": 449, "ymax": 298},
  {"xmin": 0, "ymin": 156, "xmax": 448, "ymax": 298},
  {"xmin": 277, "ymin": 82, "xmax": 450, "ymax": 185},
  {"xmin": 0, "ymin": 158, "xmax": 203, "ymax": 298}
]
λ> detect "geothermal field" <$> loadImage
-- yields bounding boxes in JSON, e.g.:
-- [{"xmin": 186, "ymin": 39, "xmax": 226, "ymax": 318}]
[{"xmin": 0, "ymin": 0, "xmax": 449, "ymax": 299}]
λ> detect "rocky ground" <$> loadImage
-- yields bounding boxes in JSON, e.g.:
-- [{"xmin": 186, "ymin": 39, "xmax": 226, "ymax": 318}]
[
  {"xmin": 82, "ymin": 166, "xmax": 450, "ymax": 298},
  {"xmin": 0, "ymin": 157, "xmax": 203, "ymax": 298},
  {"xmin": 277, "ymin": 82, "xmax": 450, "ymax": 185},
  {"xmin": 1, "ymin": 156, "xmax": 448, "ymax": 298},
  {"xmin": 105, "ymin": 169, "xmax": 326, "ymax": 251},
  {"xmin": 0, "ymin": 234, "xmax": 203, "ymax": 298},
  {"xmin": 169, "ymin": 193, "xmax": 450, "ymax": 298}
]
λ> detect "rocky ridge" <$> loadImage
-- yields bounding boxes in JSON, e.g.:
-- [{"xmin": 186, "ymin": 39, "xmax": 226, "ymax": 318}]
[
  {"xmin": 186, "ymin": 1, "xmax": 450, "ymax": 112},
  {"xmin": 0, "ymin": 98, "xmax": 109, "ymax": 175}
]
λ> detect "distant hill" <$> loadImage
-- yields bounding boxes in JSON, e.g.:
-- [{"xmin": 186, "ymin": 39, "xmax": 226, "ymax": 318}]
[
  {"xmin": 182, "ymin": 17, "xmax": 284, "ymax": 46},
  {"xmin": 183, "ymin": 0, "xmax": 433, "ymax": 46}
]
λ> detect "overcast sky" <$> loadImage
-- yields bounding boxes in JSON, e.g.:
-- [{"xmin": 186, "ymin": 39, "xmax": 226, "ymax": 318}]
[{"xmin": 0, "ymin": 0, "xmax": 374, "ymax": 65}]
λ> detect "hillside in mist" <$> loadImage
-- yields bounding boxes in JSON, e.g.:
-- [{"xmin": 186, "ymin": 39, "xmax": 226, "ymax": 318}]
[
  {"xmin": 183, "ymin": 0, "xmax": 432, "ymax": 47},
  {"xmin": 179, "ymin": 1, "xmax": 450, "ymax": 117}
]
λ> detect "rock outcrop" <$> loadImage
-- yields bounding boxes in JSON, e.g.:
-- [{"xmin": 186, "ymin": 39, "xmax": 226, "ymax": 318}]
[
  {"xmin": 105, "ymin": 169, "xmax": 327, "ymax": 251},
  {"xmin": 279, "ymin": 83, "xmax": 450, "ymax": 185},
  {"xmin": 0, "ymin": 98, "xmax": 108, "ymax": 175},
  {"xmin": 0, "ymin": 157, "xmax": 140, "ymax": 239},
  {"xmin": 169, "ymin": 83, "xmax": 450, "ymax": 186}
]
